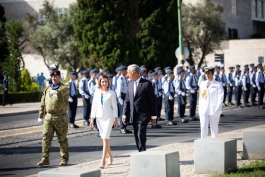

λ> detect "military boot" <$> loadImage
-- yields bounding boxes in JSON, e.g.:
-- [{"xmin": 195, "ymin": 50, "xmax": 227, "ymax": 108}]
[
  {"xmin": 37, "ymin": 159, "xmax": 50, "ymax": 166},
  {"xmin": 59, "ymin": 160, "xmax": 68, "ymax": 166}
]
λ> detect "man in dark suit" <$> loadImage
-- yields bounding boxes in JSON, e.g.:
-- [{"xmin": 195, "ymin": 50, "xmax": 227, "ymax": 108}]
[{"xmin": 122, "ymin": 64, "xmax": 157, "ymax": 152}]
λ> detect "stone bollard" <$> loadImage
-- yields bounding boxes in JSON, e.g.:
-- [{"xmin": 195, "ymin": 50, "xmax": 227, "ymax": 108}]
[
  {"xmin": 243, "ymin": 129, "xmax": 265, "ymax": 160},
  {"xmin": 194, "ymin": 138, "xmax": 237, "ymax": 174},
  {"xmin": 38, "ymin": 167, "xmax": 100, "ymax": 177},
  {"xmin": 130, "ymin": 151, "xmax": 180, "ymax": 177}
]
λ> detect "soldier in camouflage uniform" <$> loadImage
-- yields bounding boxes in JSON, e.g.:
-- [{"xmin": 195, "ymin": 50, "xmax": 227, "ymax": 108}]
[{"xmin": 37, "ymin": 70, "xmax": 70, "ymax": 167}]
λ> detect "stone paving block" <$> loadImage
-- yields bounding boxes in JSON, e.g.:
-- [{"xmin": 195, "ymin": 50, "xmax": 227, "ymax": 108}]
[
  {"xmin": 194, "ymin": 138, "xmax": 237, "ymax": 174},
  {"xmin": 38, "ymin": 167, "xmax": 100, "ymax": 177},
  {"xmin": 243, "ymin": 129, "xmax": 265, "ymax": 160},
  {"xmin": 130, "ymin": 151, "xmax": 180, "ymax": 177}
]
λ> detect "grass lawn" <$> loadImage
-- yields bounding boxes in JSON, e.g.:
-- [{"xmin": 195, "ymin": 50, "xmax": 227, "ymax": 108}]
[{"xmin": 214, "ymin": 160, "xmax": 265, "ymax": 177}]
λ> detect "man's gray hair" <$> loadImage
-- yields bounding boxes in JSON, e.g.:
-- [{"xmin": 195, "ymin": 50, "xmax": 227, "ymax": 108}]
[{"xmin": 128, "ymin": 64, "xmax": 140, "ymax": 74}]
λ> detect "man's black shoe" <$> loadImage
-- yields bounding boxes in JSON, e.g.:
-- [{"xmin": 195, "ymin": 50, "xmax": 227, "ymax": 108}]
[
  {"xmin": 259, "ymin": 106, "xmax": 264, "ymax": 109},
  {"xmin": 228, "ymin": 102, "xmax": 234, "ymax": 105},
  {"xmin": 181, "ymin": 118, "xmax": 189, "ymax": 123},
  {"xmin": 190, "ymin": 117, "xmax": 199, "ymax": 121},
  {"xmin": 69, "ymin": 123, "xmax": 79, "ymax": 128},
  {"xmin": 120, "ymin": 128, "xmax": 132, "ymax": 134},
  {"xmin": 238, "ymin": 105, "xmax": 244, "ymax": 108},
  {"xmin": 220, "ymin": 114, "xmax": 224, "ymax": 117},
  {"xmin": 157, "ymin": 117, "xmax": 164, "ymax": 121},
  {"xmin": 83, "ymin": 120, "xmax": 89, "ymax": 126},
  {"xmin": 92, "ymin": 127, "xmax": 99, "ymax": 131},
  {"xmin": 167, "ymin": 120, "xmax": 177, "ymax": 125},
  {"xmin": 151, "ymin": 124, "xmax": 162, "ymax": 128},
  {"xmin": 222, "ymin": 103, "xmax": 227, "ymax": 106}
]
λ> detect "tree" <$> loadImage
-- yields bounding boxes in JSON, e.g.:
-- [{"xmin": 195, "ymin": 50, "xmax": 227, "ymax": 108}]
[
  {"xmin": 182, "ymin": 0, "xmax": 226, "ymax": 68},
  {"xmin": 27, "ymin": 1, "xmax": 84, "ymax": 73},
  {"xmin": 0, "ymin": 4, "xmax": 9, "ymax": 82},
  {"xmin": 137, "ymin": 0, "xmax": 179, "ymax": 69},
  {"xmin": 74, "ymin": 0, "xmax": 140, "ymax": 72},
  {"xmin": 21, "ymin": 68, "xmax": 32, "ymax": 91},
  {"xmin": 4, "ymin": 19, "xmax": 25, "ymax": 92}
]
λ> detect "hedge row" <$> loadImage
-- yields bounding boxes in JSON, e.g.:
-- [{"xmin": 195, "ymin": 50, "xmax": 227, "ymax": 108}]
[{"xmin": 0, "ymin": 92, "xmax": 41, "ymax": 103}]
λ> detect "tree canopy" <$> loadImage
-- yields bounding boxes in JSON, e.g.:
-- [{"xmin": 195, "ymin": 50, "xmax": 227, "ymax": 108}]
[{"xmin": 182, "ymin": 0, "xmax": 226, "ymax": 68}]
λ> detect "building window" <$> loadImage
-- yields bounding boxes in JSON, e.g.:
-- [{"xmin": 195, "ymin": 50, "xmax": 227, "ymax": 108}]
[
  {"xmin": 231, "ymin": 0, "xmax": 237, "ymax": 15},
  {"xmin": 253, "ymin": 0, "xmax": 257, "ymax": 17},
  {"xmin": 228, "ymin": 28, "xmax": 238, "ymax": 39}
]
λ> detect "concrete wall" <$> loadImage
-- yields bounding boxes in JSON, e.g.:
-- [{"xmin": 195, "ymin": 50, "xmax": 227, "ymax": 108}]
[
  {"xmin": 205, "ymin": 39, "xmax": 265, "ymax": 69},
  {"xmin": 0, "ymin": 0, "xmax": 76, "ymax": 20}
]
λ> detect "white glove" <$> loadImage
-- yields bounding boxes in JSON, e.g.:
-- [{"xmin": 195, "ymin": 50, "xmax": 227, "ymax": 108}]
[
  {"xmin": 244, "ymin": 88, "xmax": 247, "ymax": 91},
  {"xmin": 223, "ymin": 84, "xmax": 226, "ymax": 87},
  {"xmin": 181, "ymin": 92, "xmax": 185, "ymax": 96},
  {"xmin": 68, "ymin": 97, "xmax": 73, "ymax": 102},
  {"xmin": 85, "ymin": 94, "xmax": 89, "ymax": 99},
  {"xmin": 38, "ymin": 118, "xmax": 43, "ymax": 123},
  {"xmin": 258, "ymin": 87, "xmax": 261, "ymax": 91},
  {"xmin": 190, "ymin": 90, "xmax": 195, "ymax": 94},
  {"xmin": 119, "ymin": 98, "xmax": 124, "ymax": 105},
  {"xmin": 158, "ymin": 92, "xmax": 162, "ymax": 97},
  {"xmin": 230, "ymin": 84, "xmax": 233, "ymax": 87},
  {"xmin": 169, "ymin": 95, "xmax": 174, "ymax": 100},
  {"xmin": 253, "ymin": 85, "xmax": 256, "ymax": 88}
]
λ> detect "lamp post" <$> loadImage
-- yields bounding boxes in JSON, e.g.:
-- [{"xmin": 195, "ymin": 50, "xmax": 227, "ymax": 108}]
[{"xmin": 177, "ymin": 0, "xmax": 184, "ymax": 68}]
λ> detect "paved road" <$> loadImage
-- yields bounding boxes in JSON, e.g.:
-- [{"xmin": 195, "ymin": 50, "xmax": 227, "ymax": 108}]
[{"xmin": 0, "ymin": 106, "xmax": 264, "ymax": 177}]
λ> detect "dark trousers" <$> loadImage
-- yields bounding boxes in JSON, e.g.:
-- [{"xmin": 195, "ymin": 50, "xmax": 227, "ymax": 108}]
[
  {"xmin": 189, "ymin": 91, "xmax": 197, "ymax": 117},
  {"xmin": 119, "ymin": 95, "xmax": 128, "ymax": 129},
  {"xmin": 2, "ymin": 90, "xmax": 12, "ymax": 105},
  {"xmin": 83, "ymin": 97, "xmax": 91, "ymax": 121},
  {"xmin": 243, "ymin": 84, "xmax": 250, "ymax": 104},
  {"xmin": 235, "ymin": 86, "xmax": 242, "ymax": 106},
  {"xmin": 223, "ymin": 86, "xmax": 227, "ymax": 103},
  {"xmin": 258, "ymin": 83, "xmax": 265, "ymax": 106},
  {"xmin": 156, "ymin": 96, "xmax": 162, "ymax": 118},
  {"xmin": 133, "ymin": 120, "xmax": 148, "ymax": 152},
  {"xmin": 178, "ymin": 95, "xmax": 186, "ymax": 118},
  {"xmin": 68, "ymin": 96, "xmax": 77, "ymax": 123},
  {"xmin": 251, "ymin": 86, "xmax": 257, "ymax": 103},
  {"xmin": 164, "ymin": 95, "xmax": 174, "ymax": 121},
  {"xmin": 227, "ymin": 85, "xmax": 233, "ymax": 103}
]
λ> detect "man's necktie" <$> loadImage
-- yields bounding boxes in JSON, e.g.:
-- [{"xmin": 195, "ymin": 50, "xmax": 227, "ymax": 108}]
[{"xmin": 206, "ymin": 82, "xmax": 211, "ymax": 88}]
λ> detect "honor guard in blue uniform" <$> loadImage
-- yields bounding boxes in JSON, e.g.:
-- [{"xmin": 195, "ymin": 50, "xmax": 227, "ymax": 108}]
[
  {"xmin": 67, "ymin": 72, "xmax": 79, "ymax": 128},
  {"xmin": 107, "ymin": 74, "xmax": 115, "ymax": 91},
  {"xmin": 242, "ymin": 68, "xmax": 251, "ymax": 107},
  {"xmin": 185, "ymin": 66, "xmax": 190, "ymax": 78},
  {"xmin": 112, "ymin": 66, "xmax": 122, "ymax": 92},
  {"xmin": 101, "ymin": 68, "xmax": 108, "ymax": 76},
  {"xmin": 214, "ymin": 66, "xmax": 224, "ymax": 116},
  {"xmin": 242, "ymin": 64, "xmax": 249, "ymax": 79},
  {"xmin": 79, "ymin": 70, "xmax": 91, "ymax": 125},
  {"xmin": 249, "ymin": 63, "xmax": 255, "ymax": 74},
  {"xmin": 186, "ymin": 66, "xmax": 199, "ymax": 121},
  {"xmin": 140, "ymin": 69, "xmax": 148, "ymax": 80},
  {"xmin": 88, "ymin": 69, "xmax": 98, "ymax": 130},
  {"xmin": 232, "ymin": 64, "xmax": 240, "ymax": 80},
  {"xmin": 46, "ymin": 67, "xmax": 56, "ymax": 86},
  {"xmin": 198, "ymin": 66, "xmax": 207, "ymax": 87},
  {"xmin": 154, "ymin": 67, "xmax": 163, "ymax": 119},
  {"xmin": 226, "ymin": 67, "xmax": 234, "ymax": 105},
  {"xmin": 162, "ymin": 70, "xmax": 177, "ymax": 125},
  {"xmin": 220, "ymin": 67, "xmax": 228, "ymax": 106},
  {"xmin": 250, "ymin": 66, "xmax": 258, "ymax": 106},
  {"xmin": 161, "ymin": 67, "xmax": 171, "ymax": 85},
  {"xmin": 116, "ymin": 66, "xmax": 132, "ymax": 134},
  {"xmin": 173, "ymin": 66, "xmax": 183, "ymax": 86},
  {"xmin": 255, "ymin": 63, "xmax": 265, "ymax": 109},
  {"xmin": 175, "ymin": 68, "xmax": 188, "ymax": 123},
  {"xmin": 2, "ymin": 71, "xmax": 13, "ymax": 106},
  {"xmin": 150, "ymin": 72, "xmax": 162, "ymax": 128},
  {"xmin": 234, "ymin": 70, "xmax": 243, "ymax": 108}
]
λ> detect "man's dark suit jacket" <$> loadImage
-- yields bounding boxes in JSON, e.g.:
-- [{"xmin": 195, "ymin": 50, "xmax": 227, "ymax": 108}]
[{"xmin": 123, "ymin": 78, "xmax": 157, "ymax": 124}]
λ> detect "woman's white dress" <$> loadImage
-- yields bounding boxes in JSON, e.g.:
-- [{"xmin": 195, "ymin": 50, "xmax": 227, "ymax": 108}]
[{"xmin": 90, "ymin": 89, "xmax": 118, "ymax": 139}]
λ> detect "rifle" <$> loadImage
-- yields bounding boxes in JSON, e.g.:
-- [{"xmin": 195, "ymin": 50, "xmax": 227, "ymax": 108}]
[
  {"xmin": 180, "ymin": 95, "xmax": 185, "ymax": 105},
  {"xmin": 82, "ymin": 95, "xmax": 87, "ymax": 107}
]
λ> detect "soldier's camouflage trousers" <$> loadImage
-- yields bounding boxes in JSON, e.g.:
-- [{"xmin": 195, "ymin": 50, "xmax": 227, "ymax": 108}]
[{"xmin": 42, "ymin": 113, "xmax": 69, "ymax": 161}]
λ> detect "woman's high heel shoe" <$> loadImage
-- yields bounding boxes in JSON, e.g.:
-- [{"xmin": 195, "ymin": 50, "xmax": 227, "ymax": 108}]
[
  {"xmin": 99, "ymin": 162, "xmax": 105, "ymax": 169},
  {"xmin": 107, "ymin": 157, "xmax": 113, "ymax": 166}
]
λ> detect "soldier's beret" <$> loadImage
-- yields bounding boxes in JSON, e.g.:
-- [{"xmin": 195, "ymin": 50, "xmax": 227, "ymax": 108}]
[
  {"xmin": 201, "ymin": 65, "xmax": 206, "ymax": 70},
  {"xmin": 253, "ymin": 66, "xmax": 257, "ymax": 69},
  {"xmin": 150, "ymin": 72, "xmax": 158, "ymax": 77},
  {"xmin": 244, "ymin": 68, "xmax": 249, "ymax": 71},
  {"xmin": 236, "ymin": 64, "xmax": 240, "ymax": 67},
  {"xmin": 101, "ymin": 68, "xmax": 107, "ymax": 72},
  {"xmin": 95, "ymin": 73, "xmax": 101, "ymax": 80},
  {"xmin": 257, "ymin": 63, "xmax": 262, "ymax": 67},
  {"xmin": 2, "ymin": 71, "xmax": 7, "ymax": 74},
  {"xmin": 154, "ymin": 67, "xmax": 161, "ymax": 72},
  {"xmin": 204, "ymin": 67, "xmax": 214, "ymax": 73},
  {"xmin": 48, "ymin": 67, "xmax": 56, "ymax": 71},
  {"xmin": 107, "ymin": 74, "xmax": 113, "ymax": 78},
  {"xmin": 82, "ymin": 70, "xmax": 90, "ymax": 75},
  {"xmin": 89, "ymin": 69, "xmax": 97, "ymax": 74},
  {"xmin": 140, "ymin": 69, "xmax": 147, "ymax": 75},
  {"xmin": 166, "ymin": 70, "xmax": 173, "ymax": 74},
  {"xmin": 177, "ymin": 66, "xmax": 183, "ymax": 70},
  {"xmin": 50, "ymin": 70, "xmax": 61, "ymax": 76},
  {"xmin": 177, "ymin": 69, "xmax": 185, "ymax": 74},
  {"xmin": 244, "ymin": 64, "xmax": 249, "ymax": 67},
  {"xmin": 220, "ymin": 66, "xmax": 224, "ymax": 69},
  {"xmin": 228, "ymin": 67, "xmax": 233, "ymax": 69},
  {"xmin": 115, "ymin": 67, "xmax": 120, "ymax": 72},
  {"xmin": 119, "ymin": 66, "xmax": 127, "ymax": 70},
  {"xmin": 140, "ymin": 65, "xmax": 146, "ymax": 69},
  {"xmin": 214, "ymin": 65, "xmax": 220, "ymax": 69},
  {"xmin": 68, "ymin": 72, "xmax": 75, "ymax": 76},
  {"xmin": 189, "ymin": 66, "xmax": 195, "ymax": 70},
  {"xmin": 164, "ymin": 66, "xmax": 171, "ymax": 71},
  {"xmin": 236, "ymin": 70, "xmax": 241, "ymax": 74},
  {"xmin": 249, "ymin": 63, "xmax": 254, "ymax": 66}
]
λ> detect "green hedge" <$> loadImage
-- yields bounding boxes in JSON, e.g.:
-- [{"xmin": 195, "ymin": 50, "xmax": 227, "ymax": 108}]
[{"xmin": 0, "ymin": 91, "xmax": 41, "ymax": 103}]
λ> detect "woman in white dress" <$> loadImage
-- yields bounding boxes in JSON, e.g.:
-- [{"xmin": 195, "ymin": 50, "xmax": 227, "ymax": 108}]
[{"xmin": 90, "ymin": 74, "xmax": 118, "ymax": 168}]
